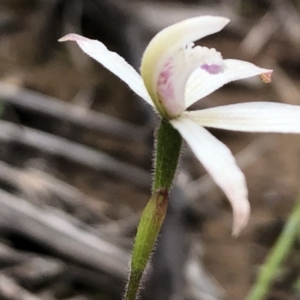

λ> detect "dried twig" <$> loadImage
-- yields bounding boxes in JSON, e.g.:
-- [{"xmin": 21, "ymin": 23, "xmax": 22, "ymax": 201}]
[
  {"xmin": 6, "ymin": 257, "xmax": 64, "ymax": 291},
  {"xmin": 0, "ymin": 242, "xmax": 124, "ymax": 299},
  {"xmin": 0, "ymin": 243, "xmax": 34, "ymax": 268},
  {"xmin": 0, "ymin": 82, "xmax": 146, "ymax": 141},
  {"xmin": 0, "ymin": 160, "xmax": 108, "ymax": 222},
  {"xmin": 0, "ymin": 188, "xmax": 128, "ymax": 277},
  {"xmin": 0, "ymin": 121, "xmax": 151, "ymax": 189},
  {"xmin": 0, "ymin": 274, "xmax": 48, "ymax": 300}
]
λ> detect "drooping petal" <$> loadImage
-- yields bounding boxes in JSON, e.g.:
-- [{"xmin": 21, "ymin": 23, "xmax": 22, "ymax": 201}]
[
  {"xmin": 185, "ymin": 102, "xmax": 300, "ymax": 133},
  {"xmin": 171, "ymin": 116, "xmax": 250, "ymax": 235},
  {"xmin": 185, "ymin": 59, "xmax": 272, "ymax": 108},
  {"xmin": 59, "ymin": 34, "xmax": 153, "ymax": 106},
  {"xmin": 141, "ymin": 16, "xmax": 229, "ymax": 118}
]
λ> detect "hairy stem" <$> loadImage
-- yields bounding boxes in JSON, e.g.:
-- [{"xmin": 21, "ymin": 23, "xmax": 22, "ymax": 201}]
[
  {"xmin": 124, "ymin": 118, "xmax": 182, "ymax": 300},
  {"xmin": 153, "ymin": 118, "xmax": 182, "ymax": 191},
  {"xmin": 124, "ymin": 189, "xmax": 168, "ymax": 300}
]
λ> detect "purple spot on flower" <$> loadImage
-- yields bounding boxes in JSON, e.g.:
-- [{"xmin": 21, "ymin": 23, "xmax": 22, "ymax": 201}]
[{"xmin": 201, "ymin": 64, "xmax": 223, "ymax": 74}]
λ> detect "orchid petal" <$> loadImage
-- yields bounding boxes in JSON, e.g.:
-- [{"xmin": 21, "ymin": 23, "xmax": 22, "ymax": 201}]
[
  {"xmin": 185, "ymin": 59, "xmax": 272, "ymax": 108},
  {"xmin": 59, "ymin": 34, "xmax": 153, "ymax": 106},
  {"xmin": 186, "ymin": 102, "xmax": 300, "ymax": 133},
  {"xmin": 141, "ymin": 16, "xmax": 229, "ymax": 118},
  {"xmin": 171, "ymin": 116, "xmax": 250, "ymax": 235}
]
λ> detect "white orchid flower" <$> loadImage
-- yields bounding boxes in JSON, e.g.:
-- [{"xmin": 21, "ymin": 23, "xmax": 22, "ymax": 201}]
[{"xmin": 60, "ymin": 16, "xmax": 300, "ymax": 235}]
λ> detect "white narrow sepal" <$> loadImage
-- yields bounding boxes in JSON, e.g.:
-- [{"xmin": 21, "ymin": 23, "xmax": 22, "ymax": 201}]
[
  {"xmin": 59, "ymin": 34, "xmax": 153, "ymax": 106},
  {"xmin": 185, "ymin": 102, "xmax": 300, "ymax": 133},
  {"xmin": 171, "ymin": 116, "xmax": 250, "ymax": 235}
]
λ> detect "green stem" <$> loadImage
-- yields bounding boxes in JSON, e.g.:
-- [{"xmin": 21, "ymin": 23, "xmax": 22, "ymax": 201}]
[
  {"xmin": 246, "ymin": 194, "xmax": 300, "ymax": 300},
  {"xmin": 124, "ymin": 188, "xmax": 168, "ymax": 300},
  {"xmin": 153, "ymin": 118, "xmax": 182, "ymax": 191},
  {"xmin": 124, "ymin": 118, "xmax": 182, "ymax": 300}
]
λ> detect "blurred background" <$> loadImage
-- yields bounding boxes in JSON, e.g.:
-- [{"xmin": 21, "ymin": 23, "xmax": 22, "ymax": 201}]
[{"xmin": 0, "ymin": 0, "xmax": 300, "ymax": 299}]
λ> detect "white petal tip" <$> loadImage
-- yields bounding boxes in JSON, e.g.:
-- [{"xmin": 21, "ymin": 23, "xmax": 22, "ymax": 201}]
[
  {"xmin": 221, "ymin": 17, "xmax": 230, "ymax": 25},
  {"xmin": 58, "ymin": 34, "xmax": 89, "ymax": 43},
  {"xmin": 231, "ymin": 202, "xmax": 250, "ymax": 237},
  {"xmin": 197, "ymin": 16, "xmax": 230, "ymax": 31}
]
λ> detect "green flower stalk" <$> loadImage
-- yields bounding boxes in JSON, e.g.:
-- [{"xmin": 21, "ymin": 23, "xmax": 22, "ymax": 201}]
[
  {"xmin": 124, "ymin": 118, "xmax": 182, "ymax": 300},
  {"xmin": 124, "ymin": 188, "xmax": 168, "ymax": 300},
  {"xmin": 153, "ymin": 119, "xmax": 182, "ymax": 191},
  {"xmin": 60, "ymin": 15, "xmax": 300, "ymax": 300}
]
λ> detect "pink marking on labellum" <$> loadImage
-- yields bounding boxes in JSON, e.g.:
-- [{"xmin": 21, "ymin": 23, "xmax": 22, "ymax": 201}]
[{"xmin": 201, "ymin": 64, "xmax": 224, "ymax": 74}]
